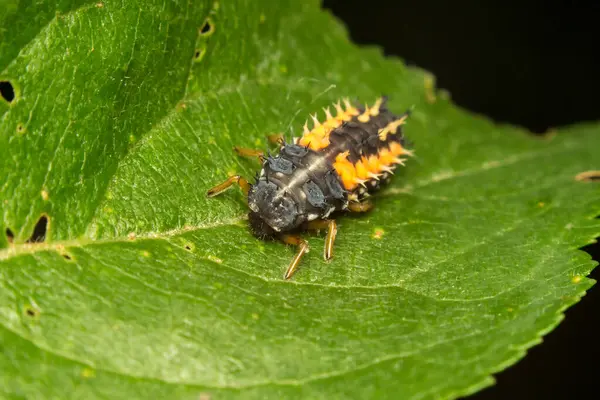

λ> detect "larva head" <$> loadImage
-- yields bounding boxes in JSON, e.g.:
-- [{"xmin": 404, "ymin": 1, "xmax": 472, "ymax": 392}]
[{"xmin": 247, "ymin": 180, "xmax": 300, "ymax": 239}]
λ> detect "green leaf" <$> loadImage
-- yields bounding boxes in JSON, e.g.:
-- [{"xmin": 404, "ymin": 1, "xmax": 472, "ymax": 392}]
[{"xmin": 1, "ymin": 0, "xmax": 599, "ymax": 399}]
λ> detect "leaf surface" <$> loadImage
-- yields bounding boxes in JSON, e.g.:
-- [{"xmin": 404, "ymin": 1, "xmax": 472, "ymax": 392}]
[{"xmin": 1, "ymin": 0, "xmax": 599, "ymax": 399}]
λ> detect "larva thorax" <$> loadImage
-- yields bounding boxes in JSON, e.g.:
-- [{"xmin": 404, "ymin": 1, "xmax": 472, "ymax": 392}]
[{"xmin": 247, "ymin": 144, "xmax": 347, "ymax": 239}]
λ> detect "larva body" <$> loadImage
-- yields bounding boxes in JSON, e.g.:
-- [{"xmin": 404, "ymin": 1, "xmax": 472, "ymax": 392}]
[{"xmin": 207, "ymin": 97, "xmax": 411, "ymax": 278}]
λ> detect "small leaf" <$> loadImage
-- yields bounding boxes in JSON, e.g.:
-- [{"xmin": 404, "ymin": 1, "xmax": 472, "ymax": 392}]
[{"xmin": 0, "ymin": 0, "xmax": 599, "ymax": 399}]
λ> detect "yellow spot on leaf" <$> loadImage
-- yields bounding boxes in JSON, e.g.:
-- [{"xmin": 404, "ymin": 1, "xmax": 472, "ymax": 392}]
[
  {"xmin": 41, "ymin": 190, "xmax": 49, "ymax": 201},
  {"xmin": 208, "ymin": 255, "xmax": 223, "ymax": 264},
  {"xmin": 372, "ymin": 228, "xmax": 385, "ymax": 239},
  {"xmin": 81, "ymin": 367, "xmax": 96, "ymax": 378},
  {"xmin": 572, "ymin": 275, "xmax": 582, "ymax": 284},
  {"xmin": 424, "ymin": 74, "xmax": 437, "ymax": 103},
  {"xmin": 141, "ymin": 251, "xmax": 150, "ymax": 258}
]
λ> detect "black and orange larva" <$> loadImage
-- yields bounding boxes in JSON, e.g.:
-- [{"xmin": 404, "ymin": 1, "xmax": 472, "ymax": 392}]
[{"xmin": 207, "ymin": 96, "xmax": 412, "ymax": 279}]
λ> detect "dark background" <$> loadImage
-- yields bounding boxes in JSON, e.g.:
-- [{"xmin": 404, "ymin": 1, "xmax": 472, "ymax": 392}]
[{"xmin": 322, "ymin": 0, "xmax": 599, "ymax": 398}]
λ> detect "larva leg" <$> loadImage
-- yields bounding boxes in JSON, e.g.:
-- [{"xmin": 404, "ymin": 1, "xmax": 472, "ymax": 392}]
[
  {"xmin": 348, "ymin": 200, "xmax": 373, "ymax": 213},
  {"xmin": 307, "ymin": 219, "xmax": 338, "ymax": 260},
  {"xmin": 233, "ymin": 146, "xmax": 265, "ymax": 162},
  {"xmin": 267, "ymin": 133, "xmax": 285, "ymax": 145},
  {"xmin": 281, "ymin": 234, "xmax": 309, "ymax": 279},
  {"xmin": 206, "ymin": 175, "xmax": 250, "ymax": 197},
  {"xmin": 233, "ymin": 133, "xmax": 284, "ymax": 161}
]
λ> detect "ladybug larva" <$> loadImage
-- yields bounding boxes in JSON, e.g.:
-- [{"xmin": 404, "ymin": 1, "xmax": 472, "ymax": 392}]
[{"xmin": 207, "ymin": 96, "xmax": 412, "ymax": 279}]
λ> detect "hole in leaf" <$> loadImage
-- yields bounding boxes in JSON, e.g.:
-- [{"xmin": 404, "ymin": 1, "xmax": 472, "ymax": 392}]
[
  {"xmin": 56, "ymin": 245, "xmax": 75, "ymax": 261},
  {"xmin": 575, "ymin": 170, "xmax": 600, "ymax": 182},
  {"xmin": 27, "ymin": 215, "xmax": 48, "ymax": 243},
  {"xmin": 0, "ymin": 81, "xmax": 15, "ymax": 103},
  {"xmin": 25, "ymin": 306, "xmax": 39, "ymax": 318},
  {"xmin": 181, "ymin": 240, "xmax": 195, "ymax": 252},
  {"xmin": 16, "ymin": 123, "xmax": 25, "ymax": 133},
  {"xmin": 200, "ymin": 18, "xmax": 214, "ymax": 35},
  {"xmin": 193, "ymin": 48, "xmax": 206, "ymax": 63},
  {"xmin": 5, "ymin": 228, "xmax": 14, "ymax": 243}
]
